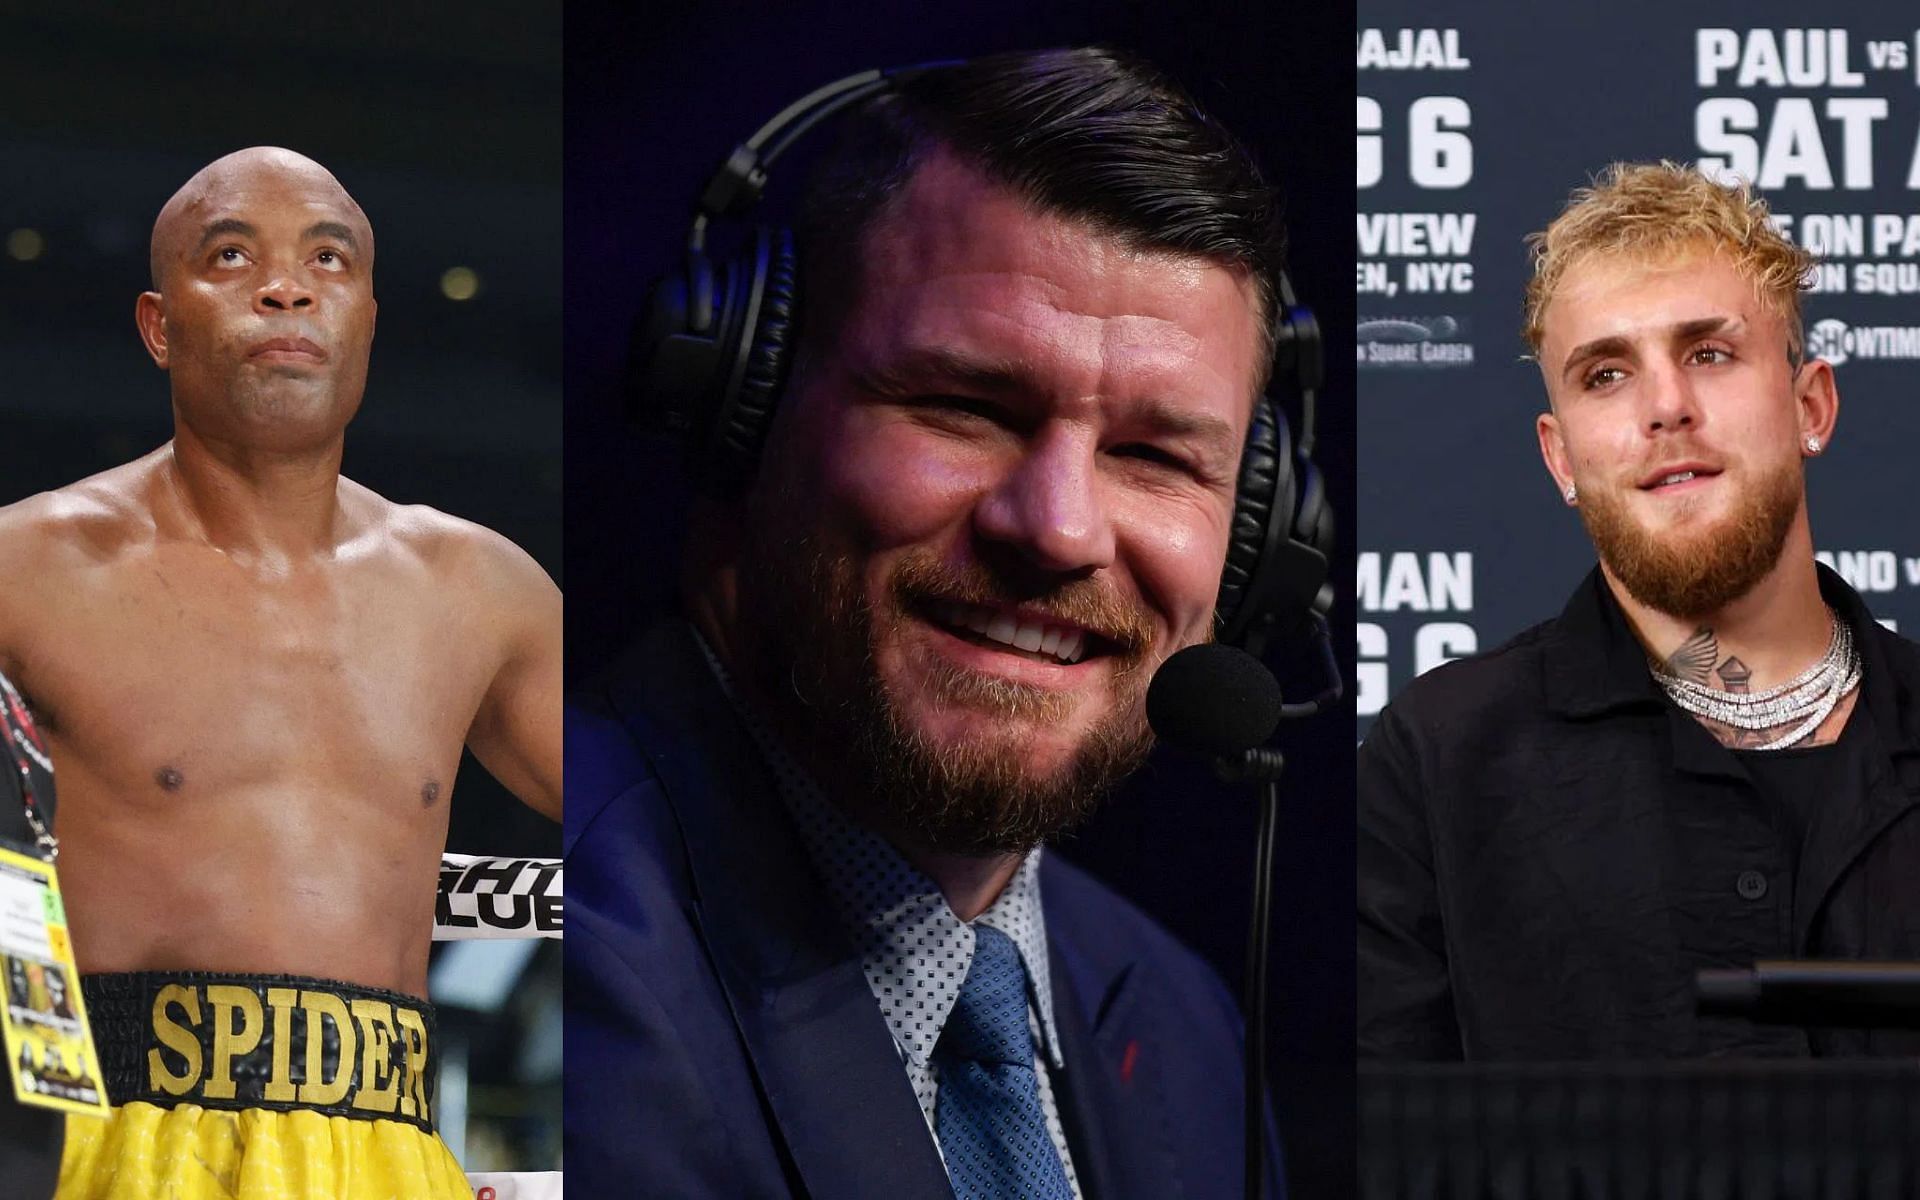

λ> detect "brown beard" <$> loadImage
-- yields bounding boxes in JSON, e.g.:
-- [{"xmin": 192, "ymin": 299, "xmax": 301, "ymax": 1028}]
[
  {"xmin": 1578, "ymin": 459, "xmax": 1802, "ymax": 619},
  {"xmin": 735, "ymin": 513, "xmax": 1159, "ymax": 856}
]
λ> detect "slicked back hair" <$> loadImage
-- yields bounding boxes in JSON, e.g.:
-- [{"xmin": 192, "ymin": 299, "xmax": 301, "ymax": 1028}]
[{"xmin": 793, "ymin": 47, "xmax": 1287, "ymax": 395}]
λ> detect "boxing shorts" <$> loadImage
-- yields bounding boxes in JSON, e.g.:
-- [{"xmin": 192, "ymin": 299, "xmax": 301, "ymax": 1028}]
[{"xmin": 56, "ymin": 971, "xmax": 471, "ymax": 1199}]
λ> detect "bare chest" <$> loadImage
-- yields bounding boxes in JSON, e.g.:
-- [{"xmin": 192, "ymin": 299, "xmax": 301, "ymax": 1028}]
[{"xmin": 14, "ymin": 548, "xmax": 496, "ymax": 793}]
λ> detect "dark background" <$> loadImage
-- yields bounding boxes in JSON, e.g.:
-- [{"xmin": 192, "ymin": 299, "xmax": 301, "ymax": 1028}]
[
  {"xmin": 565, "ymin": 1, "xmax": 1358, "ymax": 1195},
  {"xmin": 0, "ymin": 1, "xmax": 562, "ymax": 1174}
]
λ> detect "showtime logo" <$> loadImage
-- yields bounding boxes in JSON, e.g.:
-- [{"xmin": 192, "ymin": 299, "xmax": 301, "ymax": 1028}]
[{"xmin": 1807, "ymin": 318, "xmax": 1920, "ymax": 366}]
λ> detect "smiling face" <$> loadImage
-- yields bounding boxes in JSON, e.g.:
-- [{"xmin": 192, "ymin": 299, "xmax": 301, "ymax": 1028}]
[
  {"xmin": 138, "ymin": 148, "xmax": 377, "ymax": 454},
  {"xmin": 1535, "ymin": 245, "xmax": 1835, "ymax": 617},
  {"xmin": 735, "ymin": 149, "xmax": 1263, "ymax": 854}
]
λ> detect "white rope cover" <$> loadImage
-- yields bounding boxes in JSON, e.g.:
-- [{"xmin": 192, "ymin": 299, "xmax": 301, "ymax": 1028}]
[
  {"xmin": 434, "ymin": 854, "xmax": 562, "ymax": 941},
  {"xmin": 436, "ymin": 853, "xmax": 564, "ymax": 1192}
]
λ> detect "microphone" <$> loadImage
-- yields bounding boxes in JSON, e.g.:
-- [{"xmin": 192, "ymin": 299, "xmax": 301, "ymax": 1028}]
[
  {"xmin": 1147, "ymin": 642, "xmax": 1284, "ymax": 760},
  {"xmin": 1146, "ymin": 641, "xmax": 1289, "ymax": 1200},
  {"xmin": 1698, "ymin": 961, "xmax": 1920, "ymax": 1030}
]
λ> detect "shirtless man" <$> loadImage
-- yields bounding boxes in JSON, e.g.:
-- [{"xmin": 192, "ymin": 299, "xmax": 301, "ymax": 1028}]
[{"xmin": 0, "ymin": 147, "xmax": 560, "ymax": 1197}]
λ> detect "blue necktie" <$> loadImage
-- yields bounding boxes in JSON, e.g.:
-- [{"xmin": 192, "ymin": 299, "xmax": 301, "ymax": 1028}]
[{"xmin": 934, "ymin": 925, "xmax": 1074, "ymax": 1199}]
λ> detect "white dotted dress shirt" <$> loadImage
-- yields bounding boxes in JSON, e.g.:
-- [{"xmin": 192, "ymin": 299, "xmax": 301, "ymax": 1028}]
[{"xmin": 695, "ymin": 631, "xmax": 1083, "ymax": 1197}]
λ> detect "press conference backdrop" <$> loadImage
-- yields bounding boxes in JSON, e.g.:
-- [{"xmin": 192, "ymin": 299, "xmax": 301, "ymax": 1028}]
[
  {"xmin": 1357, "ymin": 0, "xmax": 1920, "ymax": 739},
  {"xmin": 0, "ymin": 5, "xmax": 561, "ymax": 1174}
]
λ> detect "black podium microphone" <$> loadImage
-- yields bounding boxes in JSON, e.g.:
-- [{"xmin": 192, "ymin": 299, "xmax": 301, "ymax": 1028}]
[
  {"xmin": 1147, "ymin": 642, "xmax": 1286, "ymax": 1200},
  {"xmin": 1698, "ymin": 961, "xmax": 1920, "ymax": 1030}
]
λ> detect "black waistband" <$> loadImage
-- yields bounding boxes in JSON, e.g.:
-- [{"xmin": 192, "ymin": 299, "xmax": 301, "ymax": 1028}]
[{"xmin": 82, "ymin": 971, "xmax": 438, "ymax": 1132}]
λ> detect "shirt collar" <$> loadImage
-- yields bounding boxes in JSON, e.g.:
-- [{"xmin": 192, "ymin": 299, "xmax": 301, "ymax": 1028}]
[
  {"xmin": 1542, "ymin": 563, "xmax": 1920, "ymax": 759},
  {"xmin": 1539, "ymin": 567, "xmax": 1665, "ymax": 719},
  {"xmin": 689, "ymin": 626, "xmax": 1066, "ymax": 1071}
]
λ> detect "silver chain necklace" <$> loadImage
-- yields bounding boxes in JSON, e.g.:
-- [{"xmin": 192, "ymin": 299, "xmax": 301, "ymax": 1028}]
[{"xmin": 1650, "ymin": 610, "xmax": 1862, "ymax": 750}]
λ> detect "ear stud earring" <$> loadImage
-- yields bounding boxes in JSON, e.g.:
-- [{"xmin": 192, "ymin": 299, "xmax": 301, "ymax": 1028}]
[
  {"xmin": 1564, "ymin": 483, "xmax": 1578, "ymax": 504},
  {"xmin": 1806, "ymin": 436, "xmax": 1822, "ymax": 454}
]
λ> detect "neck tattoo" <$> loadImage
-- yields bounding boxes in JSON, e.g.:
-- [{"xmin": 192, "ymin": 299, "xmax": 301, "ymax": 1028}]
[{"xmin": 1649, "ymin": 608, "xmax": 1862, "ymax": 750}]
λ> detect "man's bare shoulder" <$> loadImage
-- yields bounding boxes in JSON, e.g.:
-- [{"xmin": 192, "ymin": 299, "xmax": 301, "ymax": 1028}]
[
  {"xmin": 340, "ymin": 478, "xmax": 554, "ymax": 599},
  {"xmin": 0, "ymin": 455, "xmax": 165, "ymax": 571}
]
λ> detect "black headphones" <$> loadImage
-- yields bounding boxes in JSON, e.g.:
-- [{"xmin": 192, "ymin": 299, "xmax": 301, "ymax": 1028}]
[{"xmin": 629, "ymin": 64, "xmax": 1333, "ymax": 656}]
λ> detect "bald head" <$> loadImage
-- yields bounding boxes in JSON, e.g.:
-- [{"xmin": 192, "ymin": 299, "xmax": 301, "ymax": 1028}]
[
  {"xmin": 149, "ymin": 147, "xmax": 373, "ymax": 291},
  {"xmin": 134, "ymin": 146, "xmax": 379, "ymax": 452}
]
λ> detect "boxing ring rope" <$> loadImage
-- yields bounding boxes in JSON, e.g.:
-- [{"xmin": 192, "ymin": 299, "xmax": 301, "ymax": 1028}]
[{"xmin": 433, "ymin": 854, "xmax": 563, "ymax": 1200}]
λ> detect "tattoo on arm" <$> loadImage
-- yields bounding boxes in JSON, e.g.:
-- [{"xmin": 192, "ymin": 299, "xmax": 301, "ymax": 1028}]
[{"xmin": 1663, "ymin": 627, "xmax": 1718, "ymax": 684}]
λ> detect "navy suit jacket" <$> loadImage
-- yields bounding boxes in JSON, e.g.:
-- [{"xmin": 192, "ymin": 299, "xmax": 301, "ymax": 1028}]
[{"xmin": 564, "ymin": 622, "xmax": 1281, "ymax": 1198}]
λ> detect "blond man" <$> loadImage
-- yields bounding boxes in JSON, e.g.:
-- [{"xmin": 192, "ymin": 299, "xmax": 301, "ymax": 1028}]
[{"xmin": 1359, "ymin": 163, "xmax": 1920, "ymax": 1060}]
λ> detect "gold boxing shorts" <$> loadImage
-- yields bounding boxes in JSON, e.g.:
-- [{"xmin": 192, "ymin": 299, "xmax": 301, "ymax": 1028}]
[{"xmin": 56, "ymin": 971, "xmax": 472, "ymax": 1200}]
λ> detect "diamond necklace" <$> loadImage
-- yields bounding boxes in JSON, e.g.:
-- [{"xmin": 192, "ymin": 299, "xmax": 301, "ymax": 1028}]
[{"xmin": 1650, "ymin": 610, "xmax": 1862, "ymax": 750}]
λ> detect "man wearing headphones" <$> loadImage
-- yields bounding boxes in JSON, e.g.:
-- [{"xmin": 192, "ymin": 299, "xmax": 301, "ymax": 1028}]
[{"xmin": 567, "ymin": 49, "xmax": 1311, "ymax": 1198}]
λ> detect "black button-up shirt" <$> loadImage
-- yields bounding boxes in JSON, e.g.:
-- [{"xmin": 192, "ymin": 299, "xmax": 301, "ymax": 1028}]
[{"xmin": 1359, "ymin": 565, "xmax": 1920, "ymax": 1059}]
